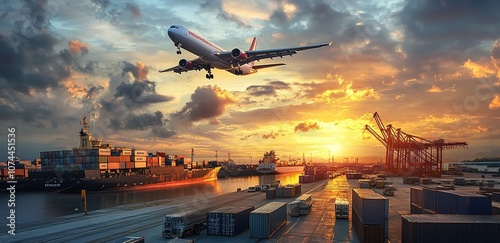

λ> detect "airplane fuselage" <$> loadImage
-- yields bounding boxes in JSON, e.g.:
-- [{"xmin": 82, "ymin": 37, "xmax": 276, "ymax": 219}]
[
  {"xmin": 168, "ymin": 25, "xmax": 254, "ymax": 73},
  {"xmin": 161, "ymin": 25, "xmax": 331, "ymax": 79}
]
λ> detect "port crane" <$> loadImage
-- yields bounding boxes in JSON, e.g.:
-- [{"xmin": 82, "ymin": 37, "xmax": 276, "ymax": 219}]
[{"xmin": 364, "ymin": 112, "xmax": 467, "ymax": 176}]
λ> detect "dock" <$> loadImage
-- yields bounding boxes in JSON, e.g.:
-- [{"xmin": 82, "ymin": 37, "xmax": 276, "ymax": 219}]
[{"xmin": 1, "ymin": 173, "xmax": 497, "ymax": 242}]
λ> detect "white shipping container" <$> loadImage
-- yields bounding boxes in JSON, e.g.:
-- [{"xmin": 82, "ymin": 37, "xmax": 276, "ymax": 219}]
[
  {"xmin": 98, "ymin": 148, "xmax": 111, "ymax": 156},
  {"xmin": 133, "ymin": 149, "xmax": 147, "ymax": 156},
  {"xmin": 99, "ymin": 163, "xmax": 108, "ymax": 169},
  {"xmin": 131, "ymin": 156, "xmax": 146, "ymax": 162},
  {"xmin": 134, "ymin": 162, "xmax": 147, "ymax": 168},
  {"xmin": 122, "ymin": 150, "xmax": 132, "ymax": 156}
]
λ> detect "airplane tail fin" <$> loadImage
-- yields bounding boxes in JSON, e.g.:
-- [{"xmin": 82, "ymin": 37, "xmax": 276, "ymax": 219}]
[
  {"xmin": 249, "ymin": 37, "xmax": 257, "ymax": 51},
  {"xmin": 249, "ymin": 37, "xmax": 257, "ymax": 66}
]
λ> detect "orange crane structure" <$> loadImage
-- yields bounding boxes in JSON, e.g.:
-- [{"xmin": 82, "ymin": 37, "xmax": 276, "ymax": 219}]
[{"xmin": 364, "ymin": 112, "xmax": 468, "ymax": 176}]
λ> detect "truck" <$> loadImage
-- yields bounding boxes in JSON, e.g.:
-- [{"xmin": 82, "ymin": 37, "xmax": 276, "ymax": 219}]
[
  {"xmin": 288, "ymin": 193, "xmax": 313, "ymax": 216},
  {"xmin": 162, "ymin": 211, "xmax": 206, "ymax": 238},
  {"xmin": 335, "ymin": 199, "xmax": 349, "ymax": 219}
]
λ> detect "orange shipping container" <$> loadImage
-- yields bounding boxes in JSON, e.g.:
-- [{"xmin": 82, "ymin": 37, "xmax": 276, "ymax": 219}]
[
  {"xmin": 108, "ymin": 162, "xmax": 119, "ymax": 169},
  {"xmin": 119, "ymin": 155, "xmax": 131, "ymax": 162},
  {"xmin": 15, "ymin": 169, "xmax": 26, "ymax": 177},
  {"xmin": 126, "ymin": 162, "xmax": 135, "ymax": 169},
  {"xmin": 108, "ymin": 156, "xmax": 120, "ymax": 163}
]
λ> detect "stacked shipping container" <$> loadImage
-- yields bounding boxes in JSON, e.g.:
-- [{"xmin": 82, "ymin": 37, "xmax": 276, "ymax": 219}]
[
  {"xmin": 402, "ymin": 214, "xmax": 500, "ymax": 243},
  {"xmin": 207, "ymin": 205, "xmax": 254, "ymax": 236},
  {"xmin": 410, "ymin": 186, "xmax": 491, "ymax": 215},
  {"xmin": 41, "ymin": 149, "xmax": 171, "ymax": 171},
  {"xmin": 351, "ymin": 189, "xmax": 388, "ymax": 243}
]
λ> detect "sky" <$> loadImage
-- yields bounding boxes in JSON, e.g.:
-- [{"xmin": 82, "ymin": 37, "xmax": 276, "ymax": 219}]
[{"xmin": 0, "ymin": 0, "xmax": 499, "ymax": 164}]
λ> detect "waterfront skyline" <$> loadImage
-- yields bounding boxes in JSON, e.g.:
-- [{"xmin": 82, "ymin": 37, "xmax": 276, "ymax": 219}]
[{"xmin": 1, "ymin": 0, "xmax": 499, "ymax": 163}]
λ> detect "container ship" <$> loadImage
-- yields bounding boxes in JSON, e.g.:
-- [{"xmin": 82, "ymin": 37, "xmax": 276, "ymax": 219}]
[
  {"xmin": 6, "ymin": 116, "xmax": 220, "ymax": 193},
  {"xmin": 256, "ymin": 150, "xmax": 305, "ymax": 175}
]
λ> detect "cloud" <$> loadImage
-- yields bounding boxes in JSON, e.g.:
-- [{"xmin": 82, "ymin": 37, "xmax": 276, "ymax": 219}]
[
  {"xmin": 262, "ymin": 131, "xmax": 280, "ymax": 139},
  {"xmin": 240, "ymin": 133, "xmax": 259, "ymax": 141},
  {"xmin": 294, "ymin": 121, "xmax": 320, "ymax": 132},
  {"xmin": 125, "ymin": 3, "xmax": 141, "ymax": 18},
  {"xmin": 68, "ymin": 40, "xmax": 89, "ymax": 54},
  {"xmin": 122, "ymin": 61, "xmax": 149, "ymax": 81},
  {"xmin": 489, "ymin": 94, "xmax": 500, "ymax": 110},
  {"xmin": 151, "ymin": 126, "xmax": 176, "ymax": 138},
  {"xmin": 110, "ymin": 111, "xmax": 166, "ymax": 130},
  {"xmin": 246, "ymin": 80, "xmax": 291, "ymax": 96},
  {"xmin": 171, "ymin": 85, "xmax": 235, "ymax": 125}
]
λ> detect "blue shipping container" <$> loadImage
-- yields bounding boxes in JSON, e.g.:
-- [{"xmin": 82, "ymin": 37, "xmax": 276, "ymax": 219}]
[
  {"xmin": 410, "ymin": 187, "xmax": 423, "ymax": 207},
  {"xmin": 352, "ymin": 189, "xmax": 388, "ymax": 225},
  {"xmin": 249, "ymin": 202, "xmax": 287, "ymax": 239},
  {"xmin": 436, "ymin": 190, "xmax": 491, "ymax": 215},
  {"xmin": 402, "ymin": 214, "xmax": 500, "ymax": 243},
  {"xmin": 422, "ymin": 187, "xmax": 436, "ymax": 211}
]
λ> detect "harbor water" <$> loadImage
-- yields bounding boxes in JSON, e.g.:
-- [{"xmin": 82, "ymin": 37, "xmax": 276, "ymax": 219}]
[{"xmin": 0, "ymin": 173, "xmax": 300, "ymax": 226}]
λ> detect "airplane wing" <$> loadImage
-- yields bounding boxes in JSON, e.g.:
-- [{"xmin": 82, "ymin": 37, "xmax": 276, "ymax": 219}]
[
  {"xmin": 159, "ymin": 58, "xmax": 210, "ymax": 73},
  {"xmin": 214, "ymin": 42, "xmax": 332, "ymax": 64}
]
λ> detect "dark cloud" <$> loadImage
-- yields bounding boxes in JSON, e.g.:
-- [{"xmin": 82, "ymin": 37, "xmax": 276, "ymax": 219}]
[
  {"xmin": 92, "ymin": 0, "xmax": 110, "ymax": 9},
  {"xmin": 294, "ymin": 121, "xmax": 320, "ymax": 132},
  {"xmin": 397, "ymin": 0, "xmax": 500, "ymax": 78},
  {"xmin": 110, "ymin": 111, "xmax": 165, "ymax": 130},
  {"xmin": 240, "ymin": 133, "xmax": 259, "ymax": 141},
  {"xmin": 125, "ymin": 3, "xmax": 141, "ymax": 18},
  {"xmin": 111, "ymin": 80, "xmax": 174, "ymax": 109},
  {"xmin": 121, "ymin": 61, "xmax": 149, "ymax": 80},
  {"xmin": 246, "ymin": 80, "xmax": 291, "ymax": 96},
  {"xmin": 0, "ymin": 100, "xmax": 52, "ymax": 127},
  {"xmin": 151, "ymin": 126, "xmax": 176, "ymax": 138},
  {"xmin": 262, "ymin": 131, "xmax": 280, "ymax": 139},
  {"xmin": 199, "ymin": 0, "xmax": 252, "ymax": 28},
  {"xmin": 171, "ymin": 85, "xmax": 235, "ymax": 124}
]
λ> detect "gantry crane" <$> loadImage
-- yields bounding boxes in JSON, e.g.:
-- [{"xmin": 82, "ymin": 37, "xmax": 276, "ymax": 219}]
[{"xmin": 365, "ymin": 112, "xmax": 467, "ymax": 176}]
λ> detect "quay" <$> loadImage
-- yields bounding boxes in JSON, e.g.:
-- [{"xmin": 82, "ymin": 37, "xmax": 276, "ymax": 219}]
[{"xmin": 1, "ymin": 173, "xmax": 497, "ymax": 242}]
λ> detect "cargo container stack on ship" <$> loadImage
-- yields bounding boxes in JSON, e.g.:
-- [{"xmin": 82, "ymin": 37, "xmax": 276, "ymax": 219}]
[{"xmin": 28, "ymin": 115, "xmax": 220, "ymax": 192}]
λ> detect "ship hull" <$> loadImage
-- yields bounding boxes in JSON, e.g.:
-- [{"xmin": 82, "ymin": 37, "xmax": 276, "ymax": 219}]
[
  {"xmin": 256, "ymin": 165, "xmax": 305, "ymax": 175},
  {"xmin": 25, "ymin": 167, "xmax": 221, "ymax": 193}
]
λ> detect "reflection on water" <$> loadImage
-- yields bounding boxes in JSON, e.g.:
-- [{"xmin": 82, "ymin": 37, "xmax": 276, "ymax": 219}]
[{"xmin": 0, "ymin": 173, "xmax": 301, "ymax": 226}]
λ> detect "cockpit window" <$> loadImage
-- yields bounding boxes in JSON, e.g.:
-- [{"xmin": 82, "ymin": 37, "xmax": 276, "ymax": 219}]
[{"xmin": 169, "ymin": 26, "xmax": 179, "ymax": 29}]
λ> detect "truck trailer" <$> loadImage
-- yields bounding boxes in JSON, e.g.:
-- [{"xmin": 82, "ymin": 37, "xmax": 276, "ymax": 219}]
[
  {"xmin": 162, "ymin": 211, "xmax": 206, "ymax": 238},
  {"xmin": 288, "ymin": 193, "xmax": 313, "ymax": 216}
]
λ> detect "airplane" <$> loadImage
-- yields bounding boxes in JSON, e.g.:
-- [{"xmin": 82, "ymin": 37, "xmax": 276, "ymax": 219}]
[{"xmin": 159, "ymin": 25, "xmax": 332, "ymax": 79}]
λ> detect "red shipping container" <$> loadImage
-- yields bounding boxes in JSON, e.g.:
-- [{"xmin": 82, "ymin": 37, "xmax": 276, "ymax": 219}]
[
  {"xmin": 108, "ymin": 156, "xmax": 120, "ymax": 163},
  {"xmin": 126, "ymin": 162, "xmax": 135, "ymax": 168}
]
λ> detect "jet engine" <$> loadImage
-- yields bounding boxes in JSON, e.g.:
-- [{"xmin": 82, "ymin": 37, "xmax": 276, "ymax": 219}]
[
  {"xmin": 178, "ymin": 59, "xmax": 194, "ymax": 70},
  {"xmin": 231, "ymin": 48, "xmax": 248, "ymax": 61}
]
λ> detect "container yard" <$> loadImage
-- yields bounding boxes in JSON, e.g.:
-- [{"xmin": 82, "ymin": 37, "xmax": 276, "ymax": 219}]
[{"xmin": 2, "ymin": 171, "xmax": 500, "ymax": 243}]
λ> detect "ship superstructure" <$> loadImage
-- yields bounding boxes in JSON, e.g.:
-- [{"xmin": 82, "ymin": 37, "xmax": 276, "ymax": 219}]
[{"xmin": 256, "ymin": 151, "xmax": 305, "ymax": 174}]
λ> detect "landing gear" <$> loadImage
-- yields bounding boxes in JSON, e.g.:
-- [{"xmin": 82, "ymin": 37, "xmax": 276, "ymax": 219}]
[
  {"xmin": 235, "ymin": 69, "xmax": 243, "ymax": 75},
  {"xmin": 203, "ymin": 64, "xmax": 214, "ymax": 79},
  {"xmin": 175, "ymin": 43, "xmax": 182, "ymax": 54}
]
